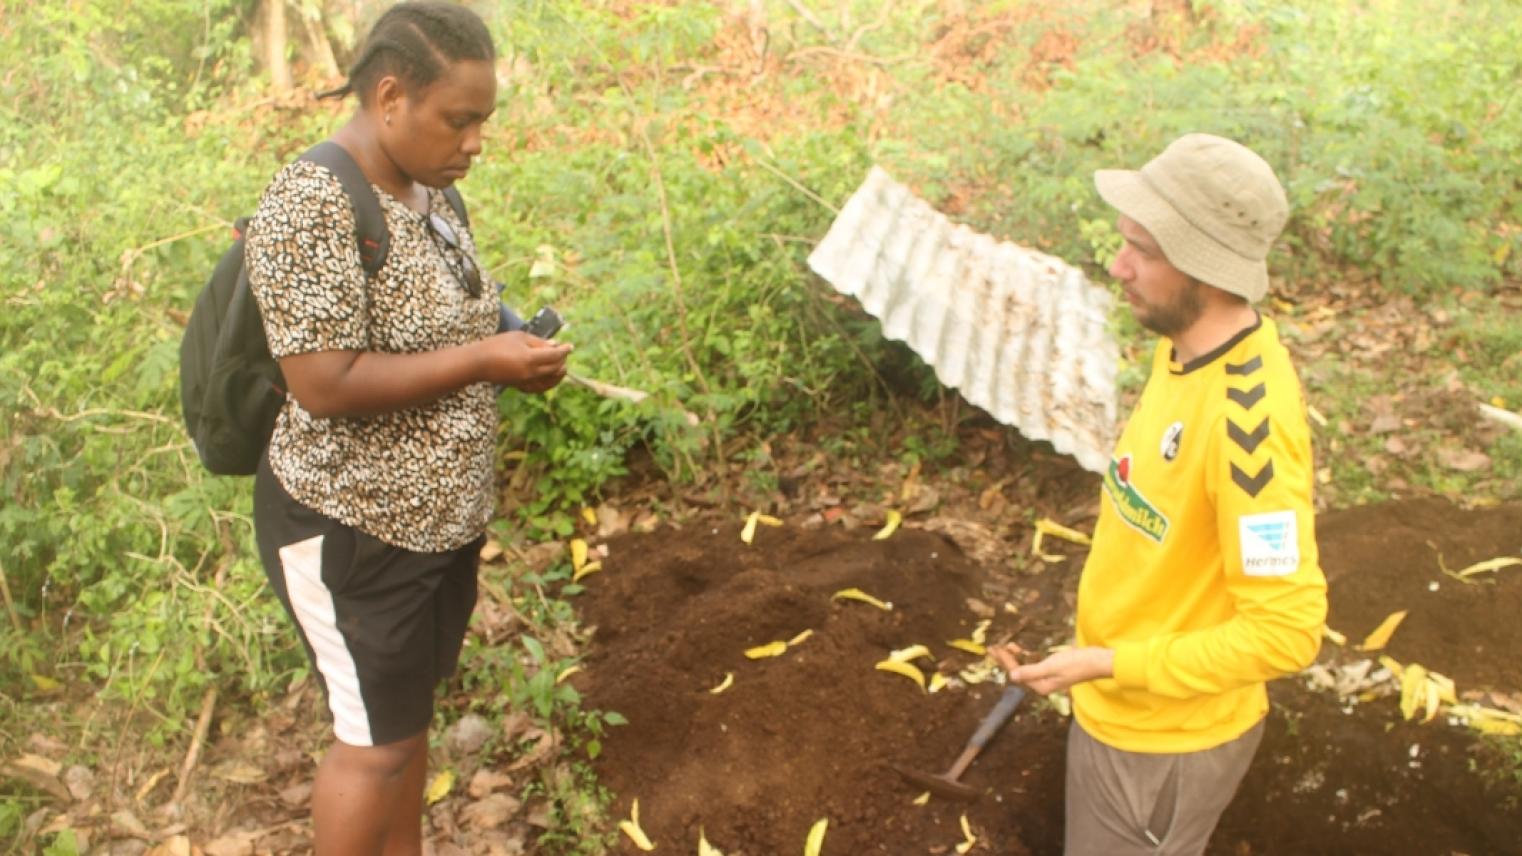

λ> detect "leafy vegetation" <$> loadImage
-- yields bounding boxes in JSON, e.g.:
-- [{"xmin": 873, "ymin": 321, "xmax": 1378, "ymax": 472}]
[{"xmin": 2, "ymin": 0, "xmax": 1519, "ymax": 850}]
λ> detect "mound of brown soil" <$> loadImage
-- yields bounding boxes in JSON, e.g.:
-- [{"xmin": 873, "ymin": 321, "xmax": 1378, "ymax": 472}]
[
  {"xmin": 1216, "ymin": 497, "xmax": 1522, "ymax": 855},
  {"xmin": 1318, "ymin": 496, "xmax": 1522, "ymax": 692},
  {"xmin": 577, "ymin": 523, "xmax": 1061, "ymax": 854},
  {"xmin": 574, "ymin": 499, "xmax": 1522, "ymax": 854}
]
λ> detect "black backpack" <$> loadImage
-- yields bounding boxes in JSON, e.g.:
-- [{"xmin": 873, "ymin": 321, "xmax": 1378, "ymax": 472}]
[{"xmin": 179, "ymin": 141, "xmax": 473, "ymax": 476}]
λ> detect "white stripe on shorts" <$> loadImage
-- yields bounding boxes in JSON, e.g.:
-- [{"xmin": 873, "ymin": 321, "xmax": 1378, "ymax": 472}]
[{"xmin": 278, "ymin": 534, "xmax": 373, "ymax": 746}]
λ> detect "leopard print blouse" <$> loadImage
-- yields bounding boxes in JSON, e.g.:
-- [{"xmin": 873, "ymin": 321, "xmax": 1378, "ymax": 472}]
[{"xmin": 246, "ymin": 159, "xmax": 498, "ymax": 553}]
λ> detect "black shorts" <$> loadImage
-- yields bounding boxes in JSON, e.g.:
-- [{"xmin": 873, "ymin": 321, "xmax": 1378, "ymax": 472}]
[{"xmin": 253, "ymin": 454, "xmax": 480, "ymax": 747}]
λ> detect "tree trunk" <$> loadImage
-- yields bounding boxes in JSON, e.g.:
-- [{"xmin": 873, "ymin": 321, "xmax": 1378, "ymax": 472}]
[
  {"xmin": 296, "ymin": 0, "xmax": 342, "ymax": 81},
  {"xmin": 263, "ymin": 0, "xmax": 292, "ymax": 91}
]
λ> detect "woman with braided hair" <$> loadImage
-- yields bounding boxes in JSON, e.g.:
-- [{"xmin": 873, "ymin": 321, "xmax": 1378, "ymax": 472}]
[{"xmin": 245, "ymin": 3, "xmax": 570, "ymax": 852}]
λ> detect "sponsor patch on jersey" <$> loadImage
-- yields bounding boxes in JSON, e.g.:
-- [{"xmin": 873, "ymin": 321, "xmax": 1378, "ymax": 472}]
[
  {"xmin": 1160, "ymin": 421, "xmax": 1184, "ymax": 461},
  {"xmin": 1239, "ymin": 510, "xmax": 1299, "ymax": 576},
  {"xmin": 1103, "ymin": 454, "xmax": 1169, "ymax": 543}
]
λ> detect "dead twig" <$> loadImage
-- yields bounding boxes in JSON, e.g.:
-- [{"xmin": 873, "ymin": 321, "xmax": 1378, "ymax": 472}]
[
  {"xmin": 785, "ymin": 0, "xmax": 835, "ymax": 41},
  {"xmin": 1477, "ymin": 401, "xmax": 1522, "ymax": 433},
  {"xmin": 33, "ymin": 406, "xmax": 181, "ymax": 428},
  {"xmin": 171, "ymin": 520, "xmax": 235, "ymax": 806},
  {"xmin": 635, "ymin": 121, "xmax": 728, "ymax": 488},
  {"xmin": 0, "ymin": 560, "xmax": 22, "ymax": 634},
  {"xmin": 843, "ymin": 1, "xmax": 897, "ymax": 52},
  {"xmin": 566, "ymin": 372, "xmax": 650, "ymax": 405},
  {"xmin": 170, "ymin": 687, "xmax": 218, "ymax": 807},
  {"xmin": 679, "ymin": 64, "xmax": 731, "ymax": 89},
  {"xmin": 747, "ymin": 150, "xmax": 839, "ymax": 214},
  {"xmin": 784, "ymin": 45, "xmax": 917, "ymax": 66},
  {"xmin": 116, "ymin": 222, "xmax": 227, "ymax": 284}
]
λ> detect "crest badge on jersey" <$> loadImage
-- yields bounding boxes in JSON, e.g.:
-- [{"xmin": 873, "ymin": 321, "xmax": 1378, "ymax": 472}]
[
  {"xmin": 1160, "ymin": 421, "xmax": 1184, "ymax": 461},
  {"xmin": 1239, "ymin": 510, "xmax": 1299, "ymax": 576}
]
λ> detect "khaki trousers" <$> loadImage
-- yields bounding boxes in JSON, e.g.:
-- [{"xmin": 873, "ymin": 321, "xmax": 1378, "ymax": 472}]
[{"xmin": 1064, "ymin": 718, "xmax": 1264, "ymax": 856}]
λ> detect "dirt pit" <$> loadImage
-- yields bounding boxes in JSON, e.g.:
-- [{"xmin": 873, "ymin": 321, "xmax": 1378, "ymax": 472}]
[{"xmin": 576, "ymin": 498, "xmax": 1522, "ymax": 854}]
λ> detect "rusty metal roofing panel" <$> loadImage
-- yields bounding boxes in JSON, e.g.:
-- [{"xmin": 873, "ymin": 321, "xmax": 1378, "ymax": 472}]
[{"xmin": 807, "ymin": 167, "xmax": 1120, "ymax": 473}]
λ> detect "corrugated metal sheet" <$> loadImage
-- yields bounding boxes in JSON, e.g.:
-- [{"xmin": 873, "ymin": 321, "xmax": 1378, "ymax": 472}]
[{"xmin": 807, "ymin": 166, "xmax": 1119, "ymax": 473}]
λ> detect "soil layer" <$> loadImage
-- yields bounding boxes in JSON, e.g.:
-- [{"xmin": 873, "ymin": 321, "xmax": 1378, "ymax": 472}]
[{"xmin": 575, "ymin": 498, "xmax": 1522, "ymax": 854}]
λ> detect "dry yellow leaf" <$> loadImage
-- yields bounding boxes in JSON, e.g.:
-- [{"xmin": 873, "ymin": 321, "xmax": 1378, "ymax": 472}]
[
  {"xmin": 29, "ymin": 674, "xmax": 62, "ymax": 694},
  {"xmin": 581, "ymin": 507, "xmax": 598, "ymax": 526},
  {"xmin": 1453, "ymin": 557, "xmax": 1522, "ymax": 580},
  {"xmin": 948, "ymin": 639, "xmax": 987, "ymax": 656},
  {"xmin": 572, "ymin": 560, "xmax": 603, "ymax": 583},
  {"xmin": 699, "ymin": 828, "xmax": 725, "ymax": 856},
  {"xmin": 1430, "ymin": 671, "xmax": 1457, "ymax": 705},
  {"xmin": 757, "ymin": 514, "xmax": 784, "ymax": 527},
  {"xmin": 425, "ymin": 770, "xmax": 454, "ymax": 805},
  {"xmin": 1357, "ymin": 609, "xmax": 1408, "ymax": 651},
  {"xmin": 570, "ymin": 538, "xmax": 588, "ymax": 572},
  {"xmin": 873, "ymin": 509, "xmax": 902, "ymax": 541},
  {"xmin": 1392, "ymin": 661, "xmax": 1457, "ymax": 723},
  {"xmin": 888, "ymin": 644, "xmax": 932, "ymax": 663},
  {"xmin": 1451, "ymin": 702, "xmax": 1522, "ymax": 736},
  {"xmin": 709, "ymin": 672, "xmax": 734, "ymax": 694},
  {"xmin": 741, "ymin": 511, "xmax": 760, "ymax": 545},
  {"xmin": 1398, "ymin": 662, "xmax": 1428, "ymax": 721},
  {"xmin": 1475, "ymin": 718, "xmax": 1522, "ymax": 736},
  {"xmin": 133, "ymin": 768, "xmax": 171, "ymax": 803},
  {"xmin": 1030, "ymin": 527, "xmax": 1064, "ymax": 563},
  {"xmin": 1322, "ymin": 625, "xmax": 1347, "ymax": 646},
  {"xmin": 832, "ymin": 587, "xmax": 893, "ymax": 611},
  {"xmin": 1423, "ymin": 679, "xmax": 1441, "ymax": 722},
  {"xmin": 875, "ymin": 659, "xmax": 927, "ymax": 691},
  {"xmin": 928, "ymin": 672, "xmax": 949, "ymax": 693},
  {"xmin": 970, "ymin": 619, "xmax": 991, "ymax": 645},
  {"xmin": 618, "ymin": 799, "xmax": 656, "ymax": 851},
  {"xmin": 745, "ymin": 641, "xmax": 788, "ymax": 659},
  {"xmin": 803, "ymin": 818, "xmax": 828, "ymax": 856},
  {"xmin": 955, "ymin": 813, "xmax": 977, "ymax": 854},
  {"xmin": 788, "ymin": 629, "xmax": 815, "ymax": 646},
  {"xmin": 554, "ymin": 665, "xmax": 583, "ymax": 685},
  {"xmin": 1035, "ymin": 518, "xmax": 1092, "ymax": 545},
  {"xmin": 912, "ymin": 791, "xmax": 930, "ymax": 806}
]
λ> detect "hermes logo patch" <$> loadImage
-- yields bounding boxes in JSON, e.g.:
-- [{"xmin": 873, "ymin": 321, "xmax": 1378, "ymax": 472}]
[{"xmin": 1240, "ymin": 510, "xmax": 1299, "ymax": 576}]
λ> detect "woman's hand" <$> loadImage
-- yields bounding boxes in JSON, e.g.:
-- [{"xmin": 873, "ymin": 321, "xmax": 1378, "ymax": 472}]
[
  {"xmin": 477, "ymin": 331, "xmax": 572, "ymax": 393},
  {"xmin": 278, "ymin": 332, "xmax": 572, "ymax": 418},
  {"xmin": 990, "ymin": 643, "xmax": 1114, "ymax": 696}
]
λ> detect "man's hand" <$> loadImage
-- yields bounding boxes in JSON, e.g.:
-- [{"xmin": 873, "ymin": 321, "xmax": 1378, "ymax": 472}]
[
  {"xmin": 478, "ymin": 331, "xmax": 571, "ymax": 393},
  {"xmin": 990, "ymin": 644, "xmax": 1115, "ymax": 695}
]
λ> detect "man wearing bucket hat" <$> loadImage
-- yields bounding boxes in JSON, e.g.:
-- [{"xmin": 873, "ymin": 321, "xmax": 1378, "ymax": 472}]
[{"xmin": 992, "ymin": 134, "xmax": 1328, "ymax": 854}]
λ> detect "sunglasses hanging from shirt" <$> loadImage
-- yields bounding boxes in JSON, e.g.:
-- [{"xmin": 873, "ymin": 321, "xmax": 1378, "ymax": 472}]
[{"xmin": 426, "ymin": 211, "xmax": 482, "ymax": 298}]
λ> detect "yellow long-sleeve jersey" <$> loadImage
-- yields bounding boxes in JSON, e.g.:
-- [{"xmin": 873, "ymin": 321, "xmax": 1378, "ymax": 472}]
[{"xmin": 1072, "ymin": 315, "xmax": 1327, "ymax": 754}]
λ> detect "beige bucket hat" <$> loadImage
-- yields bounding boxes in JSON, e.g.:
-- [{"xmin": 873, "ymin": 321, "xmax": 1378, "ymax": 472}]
[{"xmin": 1095, "ymin": 133, "xmax": 1288, "ymax": 302}]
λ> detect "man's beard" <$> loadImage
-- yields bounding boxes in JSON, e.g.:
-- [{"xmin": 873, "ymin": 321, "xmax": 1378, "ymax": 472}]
[{"xmin": 1136, "ymin": 279, "xmax": 1206, "ymax": 338}]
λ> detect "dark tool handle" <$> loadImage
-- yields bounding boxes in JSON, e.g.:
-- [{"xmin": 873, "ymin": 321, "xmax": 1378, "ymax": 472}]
[
  {"xmin": 968, "ymin": 685, "xmax": 1026, "ymax": 750},
  {"xmin": 943, "ymin": 684, "xmax": 1027, "ymax": 782}
]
